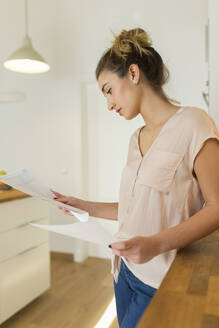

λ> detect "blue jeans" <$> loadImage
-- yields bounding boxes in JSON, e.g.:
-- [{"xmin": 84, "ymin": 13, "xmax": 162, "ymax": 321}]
[{"xmin": 113, "ymin": 259, "xmax": 157, "ymax": 328}]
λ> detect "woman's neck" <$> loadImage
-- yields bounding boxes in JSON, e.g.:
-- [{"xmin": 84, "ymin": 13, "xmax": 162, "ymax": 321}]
[{"xmin": 139, "ymin": 86, "xmax": 181, "ymax": 130}]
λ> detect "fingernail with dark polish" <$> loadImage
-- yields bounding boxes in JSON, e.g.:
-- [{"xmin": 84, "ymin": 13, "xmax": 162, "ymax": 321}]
[{"xmin": 108, "ymin": 245, "xmax": 112, "ymax": 248}]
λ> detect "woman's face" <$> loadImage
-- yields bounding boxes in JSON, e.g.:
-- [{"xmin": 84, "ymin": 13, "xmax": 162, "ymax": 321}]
[{"xmin": 98, "ymin": 67, "xmax": 142, "ymax": 120}]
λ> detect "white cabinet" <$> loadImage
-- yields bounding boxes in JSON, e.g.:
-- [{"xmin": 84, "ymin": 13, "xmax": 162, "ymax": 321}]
[{"xmin": 0, "ymin": 196, "xmax": 50, "ymax": 325}]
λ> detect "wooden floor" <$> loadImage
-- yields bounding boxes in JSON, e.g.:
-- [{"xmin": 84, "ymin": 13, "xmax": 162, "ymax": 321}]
[{"xmin": 1, "ymin": 254, "xmax": 119, "ymax": 328}]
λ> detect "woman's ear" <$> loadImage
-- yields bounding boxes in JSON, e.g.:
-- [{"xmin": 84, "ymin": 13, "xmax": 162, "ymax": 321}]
[{"xmin": 128, "ymin": 64, "xmax": 140, "ymax": 84}]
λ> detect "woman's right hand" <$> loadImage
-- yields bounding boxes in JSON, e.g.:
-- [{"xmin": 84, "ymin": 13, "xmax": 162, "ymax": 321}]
[{"xmin": 50, "ymin": 189, "xmax": 81, "ymax": 216}]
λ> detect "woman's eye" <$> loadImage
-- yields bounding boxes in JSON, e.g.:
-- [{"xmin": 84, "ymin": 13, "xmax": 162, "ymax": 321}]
[{"xmin": 107, "ymin": 88, "xmax": 112, "ymax": 95}]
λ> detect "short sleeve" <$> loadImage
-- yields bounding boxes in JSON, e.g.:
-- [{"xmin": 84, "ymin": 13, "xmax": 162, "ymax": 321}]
[{"xmin": 188, "ymin": 109, "xmax": 219, "ymax": 174}]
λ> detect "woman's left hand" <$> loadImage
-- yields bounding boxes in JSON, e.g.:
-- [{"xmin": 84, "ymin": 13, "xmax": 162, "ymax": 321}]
[{"xmin": 110, "ymin": 236, "xmax": 161, "ymax": 264}]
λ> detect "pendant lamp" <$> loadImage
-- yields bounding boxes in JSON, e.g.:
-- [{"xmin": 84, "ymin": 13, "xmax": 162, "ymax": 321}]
[{"xmin": 4, "ymin": 0, "xmax": 50, "ymax": 74}]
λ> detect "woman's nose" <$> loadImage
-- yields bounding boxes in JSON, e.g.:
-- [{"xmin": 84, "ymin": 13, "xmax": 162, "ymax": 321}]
[{"xmin": 107, "ymin": 101, "xmax": 115, "ymax": 111}]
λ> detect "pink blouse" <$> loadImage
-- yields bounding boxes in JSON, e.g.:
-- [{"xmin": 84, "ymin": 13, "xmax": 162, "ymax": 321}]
[{"xmin": 111, "ymin": 106, "xmax": 219, "ymax": 289}]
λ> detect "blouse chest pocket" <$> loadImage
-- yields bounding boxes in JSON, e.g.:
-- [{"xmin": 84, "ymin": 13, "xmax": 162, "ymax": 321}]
[{"xmin": 138, "ymin": 150, "xmax": 184, "ymax": 193}]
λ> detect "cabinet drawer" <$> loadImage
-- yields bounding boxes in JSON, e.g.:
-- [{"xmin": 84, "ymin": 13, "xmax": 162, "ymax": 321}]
[
  {"xmin": 0, "ymin": 243, "xmax": 50, "ymax": 324},
  {"xmin": 0, "ymin": 217, "xmax": 50, "ymax": 263},
  {"xmin": 0, "ymin": 197, "xmax": 49, "ymax": 232}
]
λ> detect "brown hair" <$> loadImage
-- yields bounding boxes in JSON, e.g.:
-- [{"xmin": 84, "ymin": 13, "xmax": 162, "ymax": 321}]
[{"xmin": 96, "ymin": 28, "xmax": 178, "ymax": 104}]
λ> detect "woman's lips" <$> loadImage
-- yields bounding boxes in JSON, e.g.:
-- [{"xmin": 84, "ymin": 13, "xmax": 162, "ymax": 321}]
[{"xmin": 116, "ymin": 108, "xmax": 122, "ymax": 114}]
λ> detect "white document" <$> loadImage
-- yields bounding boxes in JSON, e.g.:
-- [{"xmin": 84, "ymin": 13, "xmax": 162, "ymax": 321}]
[
  {"xmin": 0, "ymin": 168, "xmax": 89, "ymax": 222},
  {"xmin": 1, "ymin": 168, "xmax": 127, "ymax": 246},
  {"xmin": 30, "ymin": 221, "xmax": 116, "ymax": 246}
]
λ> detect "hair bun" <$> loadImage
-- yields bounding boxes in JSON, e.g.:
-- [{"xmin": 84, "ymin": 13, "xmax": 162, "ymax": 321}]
[{"xmin": 110, "ymin": 28, "xmax": 153, "ymax": 60}]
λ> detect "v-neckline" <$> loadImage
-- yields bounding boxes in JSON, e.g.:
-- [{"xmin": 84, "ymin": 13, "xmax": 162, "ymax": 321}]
[{"xmin": 137, "ymin": 107, "xmax": 184, "ymax": 160}]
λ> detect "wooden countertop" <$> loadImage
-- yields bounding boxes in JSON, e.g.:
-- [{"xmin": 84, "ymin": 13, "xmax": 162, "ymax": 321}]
[
  {"xmin": 0, "ymin": 189, "xmax": 29, "ymax": 203},
  {"xmin": 138, "ymin": 229, "xmax": 219, "ymax": 328}
]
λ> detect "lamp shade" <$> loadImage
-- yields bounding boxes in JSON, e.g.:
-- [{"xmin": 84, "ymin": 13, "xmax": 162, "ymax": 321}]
[{"xmin": 4, "ymin": 35, "xmax": 50, "ymax": 74}]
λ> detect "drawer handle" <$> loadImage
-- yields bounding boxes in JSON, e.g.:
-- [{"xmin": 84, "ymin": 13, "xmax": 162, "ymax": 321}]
[
  {"xmin": 17, "ymin": 223, "xmax": 27, "ymax": 229},
  {"xmin": 0, "ymin": 217, "xmax": 48, "ymax": 233},
  {"xmin": 18, "ymin": 245, "xmax": 38, "ymax": 256},
  {"xmin": 17, "ymin": 218, "xmax": 47, "ymax": 229}
]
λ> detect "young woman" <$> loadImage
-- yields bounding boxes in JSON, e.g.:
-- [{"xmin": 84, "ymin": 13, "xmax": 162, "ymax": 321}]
[{"xmin": 53, "ymin": 28, "xmax": 219, "ymax": 327}]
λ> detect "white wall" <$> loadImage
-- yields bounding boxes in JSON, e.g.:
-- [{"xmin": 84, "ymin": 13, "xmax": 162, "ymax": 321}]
[
  {"xmin": 0, "ymin": 0, "xmax": 209, "ymax": 257},
  {"xmin": 208, "ymin": 0, "xmax": 219, "ymax": 127}
]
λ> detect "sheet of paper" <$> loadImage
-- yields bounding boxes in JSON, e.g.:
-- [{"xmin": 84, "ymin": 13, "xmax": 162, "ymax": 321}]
[
  {"xmin": 30, "ymin": 221, "xmax": 117, "ymax": 246},
  {"xmin": 0, "ymin": 168, "xmax": 89, "ymax": 222}
]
